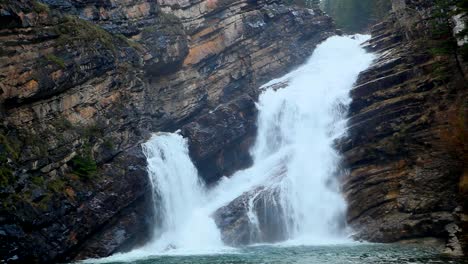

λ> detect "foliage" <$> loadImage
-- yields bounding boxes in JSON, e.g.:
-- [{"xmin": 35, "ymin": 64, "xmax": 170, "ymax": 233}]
[
  {"xmin": 116, "ymin": 34, "xmax": 144, "ymax": 52},
  {"xmin": 0, "ymin": 166, "xmax": 12, "ymax": 187},
  {"xmin": 31, "ymin": 175, "xmax": 45, "ymax": 186},
  {"xmin": 45, "ymin": 54, "xmax": 65, "ymax": 68},
  {"xmin": 70, "ymin": 153, "xmax": 97, "ymax": 179},
  {"xmin": 429, "ymin": 0, "xmax": 468, "ymax": 65},
  {"xmin": 51, "ymin": 117, "xmax": 73, "ymax": 131},
  {"xmin": 321, "ymin": 0, "xmax": 391, "ymax": 33},
  {"xmin": 0, "ymin": 133, "xmax": 20, "ymax": 160},
  {"xmin": 103, "ymin": 138, "xmax": 115, "ymax": 150},
  {"xmin": 48, "ymin": 178, "xmax": 66, "ymax": 193},
  {"xmin": 143, "ymin": 11, "xmax": 185, "ymax": 36},
  {"xmin": 56, "ymin": 15, "xmax": 115, "ymax": 51},
  {"xmin": 33, "ymin": 1, "xmax": 49, "ymax": 13},
  {"xmin": 0, "ymin": 131, "xmax": 19, "ymax": 188},
  {"xmin": 81, "ymin": 122, "xmax": 105, "ymax": 139}
]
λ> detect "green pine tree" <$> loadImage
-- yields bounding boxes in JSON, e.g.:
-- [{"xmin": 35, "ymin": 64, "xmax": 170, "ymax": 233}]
[{"xmin": 321, "ymin": 0, "xmax": 391, "ymax": 33}]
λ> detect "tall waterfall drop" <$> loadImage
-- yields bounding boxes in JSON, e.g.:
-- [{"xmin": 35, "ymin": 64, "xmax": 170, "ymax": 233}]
[{"xmin": 98, "ymin": 35, "xmax": 374, "ymax": 261}]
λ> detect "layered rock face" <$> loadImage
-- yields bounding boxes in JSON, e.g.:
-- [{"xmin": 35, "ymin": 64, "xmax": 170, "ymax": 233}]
[
  {"xmin": 341, "ymin": 0, "xmax": 467, "ymax": 255},
  {"xmin": 0, "ymin": 0, "xmax": 334, "ymax": 262}
]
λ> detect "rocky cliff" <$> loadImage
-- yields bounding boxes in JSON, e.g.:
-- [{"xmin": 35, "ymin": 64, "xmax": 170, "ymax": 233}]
[
  {"xmin": 341, "ymin": 0, "xmax": 467, "ymax": 256},
  {"xmin": 0, "ymin": 0, "xmax": 335, "ymax": 262}
]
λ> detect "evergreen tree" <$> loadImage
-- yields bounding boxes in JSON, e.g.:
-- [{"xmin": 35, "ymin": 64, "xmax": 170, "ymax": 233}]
[
  {"xmin": 430, "ymin": 0, "xmax": 468, "ymax": 66},
  {"xmin": 321, "ymin": 0, "xmax": 391, "ymax": 33}
]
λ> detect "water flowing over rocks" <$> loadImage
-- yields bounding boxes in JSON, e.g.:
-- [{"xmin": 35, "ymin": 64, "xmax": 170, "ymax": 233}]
[
  {"xmin": 0, "ymin": 0, "xmax": 335, "ymax": 262},
  {"xmin": 214, "ymin": 183, "xmax": 287, "ymax": 246},
  {"xmin": 210, "ymin": 35, "xmax": 374, "ymax": 248},
  {"xmin": 341, "ymin": 0, "xmax": 467, "ymax": 255}
]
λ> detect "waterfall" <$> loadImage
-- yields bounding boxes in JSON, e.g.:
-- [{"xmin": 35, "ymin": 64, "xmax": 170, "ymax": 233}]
[
  {"xmin": 211, "ymin": 35, "xmax": 374, "ymax": 245},
  {"xmin": 142, "ymin": 133, "xmax": 224, "ymax": 252},
  {"xmin": 249, "ymin": 34, "xmax": 375, "ymax": 243},
  {"xmin": 96, "ymin": 35, "xmax": 374, "ymax": 261}
]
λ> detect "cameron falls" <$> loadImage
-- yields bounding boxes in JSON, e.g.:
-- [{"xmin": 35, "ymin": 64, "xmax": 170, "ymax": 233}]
[{"xmin": 0, "ymin": 0, "xmax": 467, "ymax": 263}]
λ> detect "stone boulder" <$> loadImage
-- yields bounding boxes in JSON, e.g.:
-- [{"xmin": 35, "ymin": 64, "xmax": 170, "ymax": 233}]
[{"xmin": 214, "ymin": 185, "xmax": 288, "ymax": 246}]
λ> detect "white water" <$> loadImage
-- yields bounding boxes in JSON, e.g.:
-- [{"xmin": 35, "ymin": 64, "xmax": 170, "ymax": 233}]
[
  {"xmin": 142, "ymin": 133, "xmax": 223, "ymax": 251},
  {"xmin": 89, "ymin": 35, "xmax": 374, "ymax": 263}
]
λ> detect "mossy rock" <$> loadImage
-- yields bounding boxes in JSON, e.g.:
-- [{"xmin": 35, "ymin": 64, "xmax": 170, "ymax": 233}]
[
  {"xmin": 55, "ymin": 15, "xmax": 116, "ymax": 52},
  {"xmin": 44, "ymin": 54, "xmax": 65, "ymax": 68},
  {"xmin": 116, "ymin": 34, "xmax": 144, "ymax": 52},
  {"xmin": 103, "ymin": 137, "xmax": 115, "ymax": 151},
  {"xmin": 69, "ymin": 155, "xmax": 97, "ymax": 180},
  {"xmin": 0, "ymin": 133, "xmax": 20, "ymax": 160},
  {"xmin": 31, "ymin": 175, "xmax": 45, "ymax": 186},
  {"xmin": 24, "ymin": 132, "xmax": 48, "ymax": 157},
  {"xmin": 142, "ymin": 11, "xmax": 185, "ymax": 36},
  {"xmin": 51, "ymin": 117, "xmax": 74, "ymax": 131},
  {"xmin": 32, "ymin": 0, "xmax": 50, "ymax": 14},
  {"xmin": 47, "ymin": 178, "xmax": 66, "ymax": 193},
  {"xmin": 0, "ymin": 165, "xmax": 13, "ymax": 188}
]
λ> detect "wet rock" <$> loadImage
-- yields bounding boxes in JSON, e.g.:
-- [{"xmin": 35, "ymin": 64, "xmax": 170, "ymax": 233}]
[
  {"xmin": 341, "ymin": 0, "xmax": 467, "ymax": 255},
  {"xmin": 213, "ymin": 165, "xmax": 289, "ymax": 245},
  {"xmin": 214, "ymin": 186, "xmax": 288, "ymax": 246},
  {"xmin": 181, "ymin": 95, "xmax": 257, "ymax": 183}
]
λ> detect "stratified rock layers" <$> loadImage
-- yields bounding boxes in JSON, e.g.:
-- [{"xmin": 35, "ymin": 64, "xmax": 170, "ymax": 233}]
[
  {"xmin": 341, "ymin": 0, "xmax": 467, "ymax": 255},
  {"xmin": 0, "ymin": 0, "xmax": 334, "ymax": 262}
]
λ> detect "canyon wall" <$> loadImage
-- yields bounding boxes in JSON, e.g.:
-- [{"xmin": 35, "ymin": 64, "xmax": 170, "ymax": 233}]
[
  {"xmin": 0, "ymin": 0, "xmax": 335, "ymax": 262},
  {"xmin": 342, "ymin": 0, "xmax": 467, "ymax": 255}
]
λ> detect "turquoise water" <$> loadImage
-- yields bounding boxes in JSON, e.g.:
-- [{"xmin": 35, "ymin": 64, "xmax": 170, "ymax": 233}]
[{"xmin": 87, "ymin": 244, "xmax": 467, "ymax": 264}]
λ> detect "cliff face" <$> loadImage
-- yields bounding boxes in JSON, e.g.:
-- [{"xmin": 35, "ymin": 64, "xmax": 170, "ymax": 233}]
[
  {"xmin": 0, "ymin": 0, "xmax": 335, "ymax": 262},
  {"xmin": 342, "ymin": 0, "xmax": 467, "ymax": 255}
]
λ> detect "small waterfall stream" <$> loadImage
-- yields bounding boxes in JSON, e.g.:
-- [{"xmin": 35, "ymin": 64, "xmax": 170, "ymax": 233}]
[
  {"xmin": 94, "ymin": 35, "xmax": 374, "ymax": 262},
  {"xmin": 142, "ymin": 133, "xmax": 224, "ymax": 251}
]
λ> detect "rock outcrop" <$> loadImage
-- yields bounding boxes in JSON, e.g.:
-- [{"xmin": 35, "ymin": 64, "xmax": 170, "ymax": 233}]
[
  {"xmin": 0, "ymin": 0, "xmax": 335, "ymax": 262},
  {"xmin": 214, "ymin": 185, "xmax": 287, "ymax": 246},
  {"xmin": 181, "ymin": 95, "xmax": 258, "ymax": 184},
  {"xmin": 341, "ymin": 0, "xmax": 467, "ymax": 255}
]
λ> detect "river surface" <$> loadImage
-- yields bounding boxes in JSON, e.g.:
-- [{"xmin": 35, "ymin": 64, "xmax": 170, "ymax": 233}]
[{"xmin": 84, "ymin": 244, "xmax": 467, "ymax": 264}]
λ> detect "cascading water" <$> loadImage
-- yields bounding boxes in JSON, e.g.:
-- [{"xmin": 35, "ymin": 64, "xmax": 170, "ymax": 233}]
[
  {"xmin": 265, "ymin": 34, "xmax": 374, "ymax": 242},
  {"xmin": 142, "ymin": 133, "xmax": 224, "ymax": 252},
  {"xmin": 212, "ymin": 34, "xmax": 375, "ymax": 245},
  {"xmin": 93, "ymin": 35, "xmax": 374, "ymax": 262}
]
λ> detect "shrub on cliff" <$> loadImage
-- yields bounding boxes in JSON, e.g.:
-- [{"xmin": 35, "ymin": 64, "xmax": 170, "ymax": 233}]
[
  {"xmin": 69, "ymin": 154, "xmax": 97, "ymax": 179},
  {"xmin": 429, "ymin": 0, "xmax": 468, "ymax": 68}
]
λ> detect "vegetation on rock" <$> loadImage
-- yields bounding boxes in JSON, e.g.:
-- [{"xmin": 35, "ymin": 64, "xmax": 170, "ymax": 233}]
[
  {"xmin": 32, "ymin": 0, "xmax": 49, "ymax": 13},
  {"xmin": 44, "ymin": 54, "xmax": 66, "ymax": 68},
  {"xmin": 429, "ymin": 0, "xmax": 468, "ymax": 62},
  {"xmin": 56, "ymin": 15, "xmax": 116, "ymax": 51},
  {"xmin": 70, "ymin": 154, "xmax": 97, "ymax": 179}
]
